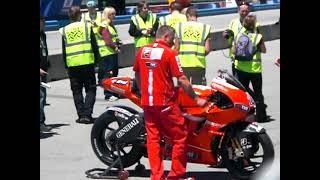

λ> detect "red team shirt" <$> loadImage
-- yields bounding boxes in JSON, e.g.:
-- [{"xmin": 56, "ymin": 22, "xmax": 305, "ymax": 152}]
[{"xmin": 133, "ymin": 40, "xmax": 184, "ymax": 106}]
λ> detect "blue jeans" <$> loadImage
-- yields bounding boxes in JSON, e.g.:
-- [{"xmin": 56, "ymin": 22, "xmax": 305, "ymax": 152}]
[
  {"xmin": 40, "ymin": 87, "xmax": 45, "ymax": 124},
  {"xmin": 98, "ymin": 54, "xmax": 119, "ymax": 98}
]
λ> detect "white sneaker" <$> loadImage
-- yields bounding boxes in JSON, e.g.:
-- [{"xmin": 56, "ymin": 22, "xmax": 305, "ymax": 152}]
[{"xmin": 108, "ymin": 96, "xmax": 119, "ymax": 102}]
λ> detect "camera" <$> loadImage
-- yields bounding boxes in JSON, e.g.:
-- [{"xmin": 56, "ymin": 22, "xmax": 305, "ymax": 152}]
[
  {"xmin": 116, "ymin": 40, "xmax": 123, "ymax": 49},
  {"xmin": 224, "ymin": 29, "xmax": 234, "ymax": 39},
  {"xmin": 115, "ymin": 40, "xmax": 123, "ymax": 52},
  {"xmin": 117, "ymin": 40, "xmax": 123, "ymax": 46}
]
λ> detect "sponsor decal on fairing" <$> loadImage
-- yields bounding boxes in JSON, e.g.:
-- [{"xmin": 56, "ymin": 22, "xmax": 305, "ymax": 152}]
[{"xmin": 112, "ymin": 79, "xmax": 128, "ymax": 85}]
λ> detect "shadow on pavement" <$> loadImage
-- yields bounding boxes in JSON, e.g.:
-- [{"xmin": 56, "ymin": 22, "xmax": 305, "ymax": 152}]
[
  {"xmin": 258, "ymin": 115, "xmax": 276, "ymax": 123},
  {"xmin": 40, "ymin": 123, "xmax": 69, "ymax": 139},
  {"xmin": 129, "ymin": 169, "xmax": 231, "ymax": 179},
  {"xmin": 46, "ymin": 123, "xmax": 70, "ymax": 129},
  {"xmin": 85, "ymin": 168, "xmax": 232, "ymax": 180},
  {"xmin": 186, "ymin": 171, "xmax": 232, "ymax": 180},
  {"xmin": 40, "ymin": 132, "xmax": 59, "ymax": 139}
]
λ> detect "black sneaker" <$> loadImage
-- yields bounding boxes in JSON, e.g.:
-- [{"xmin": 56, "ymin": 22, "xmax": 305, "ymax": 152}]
[{"xmin": 76, "ymin": 117, "xmax": 93, "ymax": 124}]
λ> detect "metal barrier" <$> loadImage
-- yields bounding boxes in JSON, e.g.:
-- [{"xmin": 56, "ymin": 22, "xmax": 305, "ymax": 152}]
[
  {"xmin": 45, "ymin": 3, "xmax": 280, "ymax": 31},
  {"xmin": 46, "ymin": 22, "xmax": 280, "ymax": 82}
]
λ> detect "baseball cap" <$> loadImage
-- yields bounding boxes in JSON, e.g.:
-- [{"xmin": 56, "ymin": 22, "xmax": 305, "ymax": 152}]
[{"xmin": 87, "ymin": 1, "xmax": 97, "ymax": 8}]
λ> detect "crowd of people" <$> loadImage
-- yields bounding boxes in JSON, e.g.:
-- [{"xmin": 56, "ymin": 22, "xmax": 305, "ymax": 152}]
[{"xmin": 40, "ymin": 0, "xmax": 277, "ymax": 178}]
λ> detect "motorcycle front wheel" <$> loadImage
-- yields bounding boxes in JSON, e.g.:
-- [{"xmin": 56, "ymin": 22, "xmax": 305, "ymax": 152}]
[
  {"xmin": 91, "ymin": 111, "xmax": 145, "ymax": 168},
  {"xmin": 221, "ymin": 132, "xmax": 275, "ymax": 179}
]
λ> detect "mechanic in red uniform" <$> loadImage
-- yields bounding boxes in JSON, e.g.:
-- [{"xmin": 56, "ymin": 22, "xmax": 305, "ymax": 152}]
[{"xmin": 133, "ymin": 25, "xmax": 207, "ymax": 180}]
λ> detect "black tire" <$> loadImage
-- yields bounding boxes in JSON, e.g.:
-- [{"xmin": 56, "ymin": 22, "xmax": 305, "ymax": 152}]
[
  {"xmin": 221, "ymin": 133, "xmax": 274, "ymax": 180},
  {"xmin": 91, "ymin": 111, "xmax": 144, "ymax": 168}
]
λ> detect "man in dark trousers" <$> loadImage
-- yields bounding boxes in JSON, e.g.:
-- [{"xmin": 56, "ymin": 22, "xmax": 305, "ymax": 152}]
[
  {"xmin": 40, "ymin": 16, "xmax": 52, "ymax": 132},
  {"xmin": 40, "ymin": 16, "xmax": 49, "ymax": 104},
  {"xmin": 174, "ymin": 7, "xmax": 212, "ymax": 85},
  {"xmin": 59, "ymin": 6, "xmax": 99, "ymax": 124}
]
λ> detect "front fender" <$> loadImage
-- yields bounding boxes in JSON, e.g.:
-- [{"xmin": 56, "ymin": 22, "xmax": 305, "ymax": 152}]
[
  {"xmin": 242, "ymin": 122, "xmax": 266, "ymax": 134},
  {"xmin": 105, "ymin": 106, "xmax": 141, "ymax": 121}
]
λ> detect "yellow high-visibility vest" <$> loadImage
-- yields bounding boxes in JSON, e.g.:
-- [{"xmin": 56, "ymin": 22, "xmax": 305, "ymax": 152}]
[
  {"xmin": 81, "ymin": 11, "xmax": 103, "ymax": 25},
  {"xmin": 227, "ymin": 18, "xmax": 260, "ymax": 58},
  {"xmin": 131, "ymin": 13, "xmax": 157, "ymax": 48},
  {"xmin": 81, "ymin": 11, "xmax": 103, "ymax": 35},
  {"xmin": 59, "ymin": 22, "xmax": 94, "ymax": 67},
  {"xmin": 159, "ymin": 12, "xmax": 186, "ymax": 28},
  {"xmin": 95, "ymin": 21, "xmax": 120, "ymax": 57},
  {"xmin": 234, "ymin": 31, "xmax": 263, "ymax": 73},
  {"xmin": 175, "ymin": 21, "xmax": 211, "ymax": 68}
]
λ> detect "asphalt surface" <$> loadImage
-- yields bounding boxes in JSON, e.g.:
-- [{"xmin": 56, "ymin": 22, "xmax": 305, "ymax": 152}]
[
  {"xmin": 40, "ymin": 38, "xmax": 280, "ymax": 180},
  {"xmin": 46, "ymin": 9, "xmax": 280, "ymax": 55}
]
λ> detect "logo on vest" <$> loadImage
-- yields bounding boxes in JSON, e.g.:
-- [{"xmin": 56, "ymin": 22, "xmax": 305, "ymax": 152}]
[
  {"xmin": 67, "ymin": 27, "xmax": 85, "ymax": 42},
  {"xmin": 183, "ymin": 26, "xmax": 201, "ymax": 40}
]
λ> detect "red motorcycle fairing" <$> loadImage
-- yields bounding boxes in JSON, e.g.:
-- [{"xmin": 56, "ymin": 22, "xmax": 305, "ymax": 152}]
[
  {"xmin": 100, "ymin": 75, "xmax": 256, "ymax": 166},
  {"xmin": 102, "ymin": 77, "xmax": 141, "ymax": 106},
  {"xmin": 90, "ymin": 71, "xmax": 275, "ymax": 180}
]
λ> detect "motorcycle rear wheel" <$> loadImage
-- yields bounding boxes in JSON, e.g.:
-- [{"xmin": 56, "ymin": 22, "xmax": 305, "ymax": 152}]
[
  {"xmin": 221, "ymin": 133, "xmax": 274, "ymax": 179},
  {"xmin": 91, "ymin": 111, "xmax": 145, "ymax": 168}
]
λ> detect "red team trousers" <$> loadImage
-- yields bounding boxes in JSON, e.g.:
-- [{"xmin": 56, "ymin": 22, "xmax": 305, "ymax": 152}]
[{"xmin": 143, "ymin": 103, "xmax": 188, "ymax": 180}]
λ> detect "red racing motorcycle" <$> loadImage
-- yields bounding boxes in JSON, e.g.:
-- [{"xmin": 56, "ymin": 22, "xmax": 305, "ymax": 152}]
[{"xmin": 89, "ymin": 69, "xmax": 274, "ymax": 179}]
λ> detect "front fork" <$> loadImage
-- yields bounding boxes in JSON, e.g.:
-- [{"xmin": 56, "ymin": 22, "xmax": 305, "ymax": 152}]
[
  {"xmin": 230, "ymin": 138, "xmax": 245, "ymax": 158},
  {"xmin": 215, "ymin": 129, "xmax": 245, "ymax": 161},
  {"xmin": 218, "ymin": 134, "xmax": 245, "ymax": 160},
  {"xmin": 219, "ymin": 122, "xmax": 266, "ymax": 160}
]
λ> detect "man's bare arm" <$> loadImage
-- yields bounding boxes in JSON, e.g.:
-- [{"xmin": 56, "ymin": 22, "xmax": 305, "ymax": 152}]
[
  {"xmin": 174, "ymin": 38, "xmax": 180, "ymax": 52},
  {"xmin": 259, "ymin": 39, "xmax": 266, "ymax": 53},
  {"xmin": 40, "ymin": 68, "xmax": 48, "ymax": 76},
  {"xmin": 205, "ymin": 37, "xmax": 212, "ymax": 56},
  {"xmin": 178, "ymin": 75, "xmax": 207, "ymax": 107}
]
